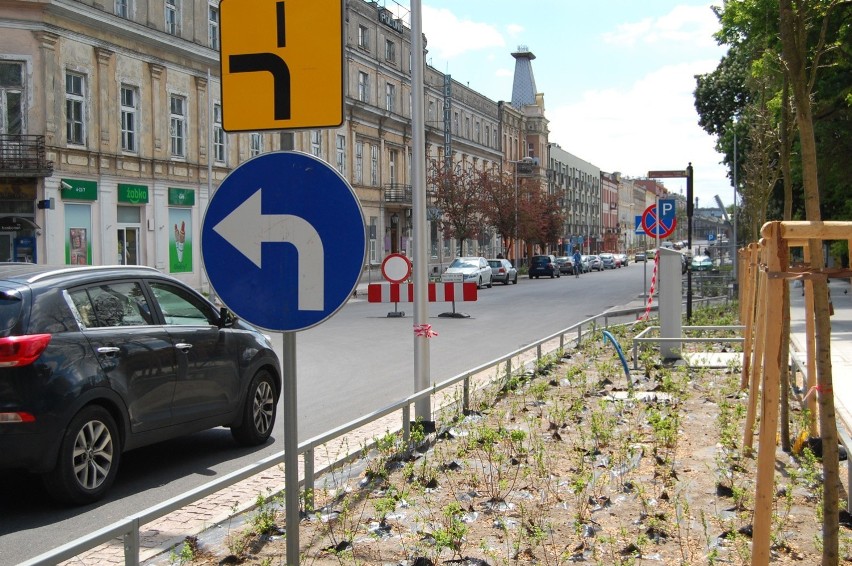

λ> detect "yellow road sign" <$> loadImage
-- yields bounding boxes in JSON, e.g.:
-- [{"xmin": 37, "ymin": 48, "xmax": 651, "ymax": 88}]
[{"xmin": 220, "ymin": 0, "xmax": 343, "ymax": 132}]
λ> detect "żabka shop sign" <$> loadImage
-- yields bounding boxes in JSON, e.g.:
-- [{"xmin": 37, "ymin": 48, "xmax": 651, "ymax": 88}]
[{"xmin": 118, "ymin": 184, "xmax": 149, "ymax": 204}]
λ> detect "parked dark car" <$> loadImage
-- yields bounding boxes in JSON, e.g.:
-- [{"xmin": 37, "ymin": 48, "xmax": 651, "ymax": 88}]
[
  {"xmin": 487, "ymin": 258, "xmax": 518, "ymax": 285},
  {"xmin": 528, "ymin": 255, "xmax": 560, "ymax": 279},
  {"xmin": 0, "ymin": 264, "xmax": 281, "ymax": 504}
]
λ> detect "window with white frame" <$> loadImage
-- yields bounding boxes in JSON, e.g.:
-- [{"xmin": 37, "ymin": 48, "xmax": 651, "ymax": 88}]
[
  {"xmin": 464, "ymin": 116, "xmax": 470, "ymax": 138},
  {"xmin": 370, "ymin": 144, "xmax": 378, "ymax": 186},
  {"xmin": 428, "ymin": 100, "xmax": 434, "ymax": 122},
  {"xmin": 120, "ymin": 85, "xmax": 137, "ymax": 152},
  {"xmin": 335, "ymin": 135, "xmax": 345, "ymax": 174},
  {"xmin": 115, "ymin": 0, "xmax": 129, "ymax": 18},
  {"xmin": 169, "ymin": 94, "xmax": 186, "ymax": 158},
  {"xmin": 385, "ymin": 39, "xmax": 395, "ymax": 63},
  {"xmin": 65, "ymin": 72, "xmax": 85, "ymax": 145},
  {"xmin": 0, "ymin": 62, "xmax": 24, "ymax": 135},
  {"xmin": 485, "ymin": 125, "xmax": 491, "ymax": 147},
  {"xmin": 250, "ymin": 133, "xmax": 262, "ymax": 157},
  {"xmin": 358, "ymin": 71, "xmax": 369, "ymax": 103},
  {"xmin": 453, "ymin": 111, "xmax": 459, "ymax": 134},
  {"xmin": 310, "ymin": 130, "xmax": 321, "ymax": 157},
  {"xmin": 208, "ymin": 3, "xmax": 219, "ymax": 49},
  {"xmin": 475, "ymin": 121, "xmax": 480, "ymax": 143},
  {"xmin": 358, "ymin": 25, "xmax": 369, "ymax": 49},
  {"xmin": 165, "ymin": 0, "xmax": 180, "ymax": 35},
  {"xmin": 385, "ymin": 83, "xmax": 395, "ymax": 112},
  {"xmin": 355, "ymin": 141, "xmax": 363, "ymax": 184},
  {"xmin": 389, "ymin": 149, "xmax": 397, "ymax": 183},
  {"xmin": 213, "ymin": 104, "xmax": 226, "ymax": 162}
]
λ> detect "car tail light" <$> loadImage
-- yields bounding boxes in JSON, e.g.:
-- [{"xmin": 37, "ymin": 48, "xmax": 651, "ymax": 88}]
[
  {"xmin": 498, "ymin": 268, "xmax": 506, "ymax": 274},
  {"xmin": 0, "ymin": 412, "xmax": 35, "ymax": 423},
  {"xmin": 0, "ymin": 334, "xmax": 52, "ymax": 367}
]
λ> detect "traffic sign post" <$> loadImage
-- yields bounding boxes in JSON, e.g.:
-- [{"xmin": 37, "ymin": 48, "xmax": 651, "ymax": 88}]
[
  {"xmin": 641, "ymin": 202, "xmax": 677, "ymax": 240},
  {"xmin": 202, "ymin": 151, "xmax": 365, "ymax": 331},
  {"xmin": 202, "ymin": 151, "xmax": 365, "ymax": 565},
  {"xmin": 648, "ymin": 165, "xmax": 694, "ymax": 321},
  {"xmin": 220, "ymin": 0, "xmax": 343, "ymax": 131},
  {"xmin": 380, "ymin": 253, "xmax": 411, "ymax": 317}
]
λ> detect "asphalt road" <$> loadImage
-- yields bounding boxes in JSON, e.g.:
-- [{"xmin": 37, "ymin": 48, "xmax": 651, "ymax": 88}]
[{"xmin": 0, "ymin": 263, "xmax": 650, "ymax": 563}]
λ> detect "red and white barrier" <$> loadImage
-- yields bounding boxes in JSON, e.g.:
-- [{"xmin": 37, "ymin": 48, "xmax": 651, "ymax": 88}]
[
  {"xmin": 639, "ymin": 256, "xmax": 659, "ymax": 321},
  {"xmin": 367, "ymin": 282, "xmax": 478, "ymax": 303}
]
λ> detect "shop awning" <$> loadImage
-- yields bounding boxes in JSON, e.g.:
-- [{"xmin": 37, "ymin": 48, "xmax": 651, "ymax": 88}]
[{"xmin": 0, "ymin": 216, "xmax": 40, "ymax": 231}]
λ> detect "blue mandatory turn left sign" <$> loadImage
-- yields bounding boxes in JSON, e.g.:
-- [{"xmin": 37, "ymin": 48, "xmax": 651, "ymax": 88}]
[{"xmin": 202, "ymin": 151, "xmax": 366, "ymax": 332}]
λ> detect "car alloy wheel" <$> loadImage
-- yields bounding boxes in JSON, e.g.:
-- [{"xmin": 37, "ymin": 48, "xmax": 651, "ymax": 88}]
[
  {"xmin": 43, "ymin": 405, "xmax": 121, "ymax": 504},
  {"xmin": 251, "ymin": 379, "xmax": 275, "ymax": 436},
  {"xmin": 232, "ymin": 370, "xmax": 277, "ymax": 445}
]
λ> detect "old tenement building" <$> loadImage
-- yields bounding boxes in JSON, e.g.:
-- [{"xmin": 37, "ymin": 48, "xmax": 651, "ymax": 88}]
[{"xmin": 0, "ymin": 0, "xmax": 589, "ymax": 290}]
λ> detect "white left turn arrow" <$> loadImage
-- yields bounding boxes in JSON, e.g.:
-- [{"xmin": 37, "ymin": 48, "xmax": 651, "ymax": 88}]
[{"xmin": 213, "ymin": 188, "xmax": 324, "ymax": 311}]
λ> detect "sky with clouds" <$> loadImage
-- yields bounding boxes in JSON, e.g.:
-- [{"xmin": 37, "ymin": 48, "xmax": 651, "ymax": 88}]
[{"xmin": 393, "ymin": 0, "xmax": 733, "ymax": 210}]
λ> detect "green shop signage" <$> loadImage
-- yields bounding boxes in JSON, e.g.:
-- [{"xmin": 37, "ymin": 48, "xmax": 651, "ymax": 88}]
[
  {"xmin": 60, "ymin": 179, "xmax": 98, "ymax": 201},
  {"xmin": 168, "ymin": 187, "xmax": 195, "ymax": 206},
  {"xmin": 118, "ymin": 183, "xmax": 149, "ymax": 204}
]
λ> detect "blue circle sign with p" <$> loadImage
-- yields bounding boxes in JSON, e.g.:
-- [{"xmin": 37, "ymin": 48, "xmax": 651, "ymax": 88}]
[{"xmin": 202, "ymin": 151, "xmax": 366, "ymax": 332}]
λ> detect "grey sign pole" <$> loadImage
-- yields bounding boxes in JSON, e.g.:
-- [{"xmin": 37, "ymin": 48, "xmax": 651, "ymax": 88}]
[
  {"xmin": 410, "ymin": 0, "xmax": 431, "ymax": 423},
  {"xmin": 283, "ymin": 332, "xmax": 299, "ymax": 565}
]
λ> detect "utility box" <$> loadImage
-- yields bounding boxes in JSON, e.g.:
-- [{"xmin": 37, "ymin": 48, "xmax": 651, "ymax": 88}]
[{"xmin": 658, "ymin": 247, "xmax": 683, "ymax": 360}]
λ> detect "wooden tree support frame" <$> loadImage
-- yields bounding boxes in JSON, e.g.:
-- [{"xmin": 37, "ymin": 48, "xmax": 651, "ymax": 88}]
[{"xmin": 738, "ymin": 221, "xmax": 852, "ymax": 566}]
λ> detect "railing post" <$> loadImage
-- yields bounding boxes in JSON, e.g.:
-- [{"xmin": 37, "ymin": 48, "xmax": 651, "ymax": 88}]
[
  {"xmin": 303, "ymin": 447, "xmax": 315, "ymax": 513},
  {"xmin": 462, "ymin": 376, "xmax": 470, "ymax": 413},
  {"xmin": 123, "ymin": 519, "xmax": 140, "ymax": 566},
  {"xmin": 536, "ymin": 344, "xmax": 542, "ymax": 362},
  {"xmin": 577, "ymin": 323, "xmax": 582, "ymax": 347},
  {"xmin": 402, "ymin": 405, "xmax": 410, "ymax": 442}
]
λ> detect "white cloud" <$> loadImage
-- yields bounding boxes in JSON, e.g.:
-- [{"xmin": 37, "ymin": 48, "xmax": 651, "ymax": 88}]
[
  {"xmin": 603, "ymin": 5, "xmax": 719, "ymax": 49},
  {"xmin": 548, "ymin": 59, "xmax": 730, "ymax": 205},
  {"xmin": 422, "ymin": 6, "xmax": 505, "ymax": 59}
]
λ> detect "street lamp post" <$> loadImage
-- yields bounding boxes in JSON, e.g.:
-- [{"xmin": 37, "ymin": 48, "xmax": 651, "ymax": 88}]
[{"xmin": 732, "ymin": 118, "xmax": 739, "ymax": 293}]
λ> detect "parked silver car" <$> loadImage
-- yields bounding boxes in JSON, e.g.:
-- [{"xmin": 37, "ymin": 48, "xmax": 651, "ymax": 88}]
[
  {"xmin": 586, "ymin": 255, "xmax": 603, "ymax": 271},
  {"xmin": 487, "ymin": 258, "xmax": 518, "ymax": 285},
  {"xmin": 441, "ymin": 256, "xmax": 493, "ymax": 288},
  {"xmin": 599, "ymin": 253, "xmax": 618, "ymax": 269}
]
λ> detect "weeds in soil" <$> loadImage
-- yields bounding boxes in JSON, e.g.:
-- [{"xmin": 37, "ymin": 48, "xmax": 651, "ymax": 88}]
[{"xmin": 168, "ymin": 303, "xmax": 835, "ymax": 565}]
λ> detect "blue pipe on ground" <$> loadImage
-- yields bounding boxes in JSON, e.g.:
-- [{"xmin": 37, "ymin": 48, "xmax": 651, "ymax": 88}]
[{"xmin": 601, "ymin": 330, "xmax": 633, "ymax": 392}]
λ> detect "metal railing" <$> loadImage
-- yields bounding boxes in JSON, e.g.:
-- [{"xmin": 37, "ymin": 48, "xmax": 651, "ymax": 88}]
[
  {"xmin": 21, "ymin": 296, "xmax": 729, "ymax": 566},
  {"xmin": 0, "ymin": 134, "xmax": 53, "ymax": 177}
]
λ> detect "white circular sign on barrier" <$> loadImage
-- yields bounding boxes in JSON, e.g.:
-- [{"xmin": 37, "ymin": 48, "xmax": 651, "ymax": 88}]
[{"xmin": 381, "ymin": 253, "xmax": 411, "ymax": 283}]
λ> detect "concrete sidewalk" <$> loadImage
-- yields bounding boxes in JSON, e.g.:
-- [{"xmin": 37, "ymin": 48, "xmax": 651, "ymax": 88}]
[{"xmin": 789, "ymin": 276, "xmax": 852, "ymax": 428}]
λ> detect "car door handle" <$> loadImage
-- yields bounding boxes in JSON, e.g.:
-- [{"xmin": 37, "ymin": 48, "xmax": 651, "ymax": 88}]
[
  {"xmin": 96, "ymin": 346, "xmax": 121, "ymax": 355},
  {"xmin": 175, "ymin": 343, "xmax": 193, "ymax": 352}
]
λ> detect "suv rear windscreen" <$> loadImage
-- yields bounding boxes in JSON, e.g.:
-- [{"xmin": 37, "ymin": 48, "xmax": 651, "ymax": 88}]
[
  {"xmin": 531, "ymin": 257, "xmax": 549, "ymax": 266},
  {"xmin": 0, "ymin": 286, "xmax": 24, "ymax": 332}
]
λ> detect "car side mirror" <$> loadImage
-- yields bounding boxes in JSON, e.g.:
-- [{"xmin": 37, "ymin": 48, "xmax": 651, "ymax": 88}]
[{"xmin": 219, "ymin": 307, "xmax": 235, "ymax": 328}]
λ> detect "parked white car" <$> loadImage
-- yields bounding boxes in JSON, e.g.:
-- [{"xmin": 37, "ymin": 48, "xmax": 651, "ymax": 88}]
[{"xmin": 441, "ymin": 256, "xmax": 493, "ymax": 288}]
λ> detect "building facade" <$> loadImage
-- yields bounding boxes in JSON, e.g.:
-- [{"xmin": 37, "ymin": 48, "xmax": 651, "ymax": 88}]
[
  {"xmin": 3, "ymin": 0, "xmax": 675, "ymax": 289},
  {"xmin": 546, "ymin": 143, "xmax": 602, "ymax": 254}
]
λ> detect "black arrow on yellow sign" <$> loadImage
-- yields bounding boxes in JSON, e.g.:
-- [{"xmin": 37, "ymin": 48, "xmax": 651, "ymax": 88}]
[{"xmin": 228, "ymin": 1, "xmax": 291, "ymax": 120}]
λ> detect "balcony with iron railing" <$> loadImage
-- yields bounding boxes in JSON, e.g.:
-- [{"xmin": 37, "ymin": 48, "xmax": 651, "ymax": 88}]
[
  {"xmin": 0, "ymin": 135, "xmax": 53, "ymax": 177},
  {"xmin": 384, "ymin": 183, "xmax": 412, "ymax": 204}
]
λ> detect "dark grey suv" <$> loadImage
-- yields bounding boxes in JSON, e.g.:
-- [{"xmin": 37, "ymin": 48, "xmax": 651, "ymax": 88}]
[{"xmin": 0, "ymin": 264, "xmax": 281, "ymax": 504}]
